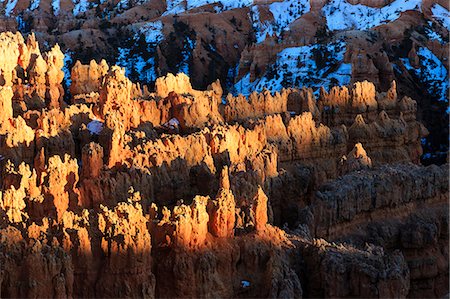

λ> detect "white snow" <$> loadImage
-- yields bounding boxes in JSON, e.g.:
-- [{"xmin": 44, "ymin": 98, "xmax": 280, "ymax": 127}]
[
  {"xmin": 165, "ymin": 4, "xmax": 185, "ymax": 15},
  {"xmin": 166, "ymin": 0, "xmax": 184, "ymax": 11},
  {"xmin": 323, "ymin": 0, "xmax": 422, "ymax": 31},
  {"xmin": 402, "ymin": 47, "xmax": 448, "ymax": 102},
  {"xmin": 163, "ymin": 0, "xmax": 252, "ymax": 15},
  {"xmin": 163, "ymin": 0, "xmax": 185, "ymax": 15},
  {"xmin": 73, "ymin": 0, "xmax": 90, "ymax": 16},
  {"xmin": 416, "ymin": 47, "xmax": 448, "ymax": 102},
  {"xmin": 63, "ymin": 50, "xmax": 73, "ymax": 88},
  {"xmin": 431, "ymin": 4, "xmax": 450, "ymax": 31},
  {"xmin": 252, "ymin": 0, "xmax": 310, "ymax": 43},
  {"xmin": 178, "ymin": 36, "xmax": 196, "ymax": 75},
  {"xmin": 269, "ymin": 0, "xmax": 310, "ymax": 32},
  {"xmin": 117, "ymin": 0, "xmax": 149, "ymax": 10},
  {"xmin": 118, "ymin": 20, "xmax": 163, "ymax": 81},
  {"xmin": 163, "ymin": 118, "xmax": 180, "ymax": 129},
  {"xmin": 120, "ymin": 20, "xmax": 164, "ymax": 82},
  {"xmin": 250, "ymin": 6, "xmax": 270, "ymax": 43},
  {"xmin": 117, "ymin": 48, "xmax": 159, "ymax": 82},
  {"xmin": 424, "ymin": 26, "xmax": 444, "ymax": 44},
  {"xmin": 162, "ymin": 118, "xmax": 180, "ymax": 131},
  {"xmin": 168, "ymin": 118, "xmax": 180, "ymax": 127},
  {"xmin": 117, "ymin": 0, "xmax": 130, "ymax": 10},
  {"xmin": 117, "ymin": 47, "xmax": 131, "ymax": 76},
  {"xmin": 87, "ymin": 119, "xmax": 104, "ymax": 135},
  {"xmin": 234, "ymin": 40, "xmax": 351, "ymax": 96},
  {"xmin": 3, "ymin": 0, "xmax": 18, "ymax": 16},
  {"xmin": 16, "ymin": 15, "xmax": 25, "ymax": 31},
  {"xmin": 30, "ymin": 0, "xmax": 40, "ymax": 10},
  {"xmin": 241, "ymin": 280, "xmax": 251, "ymax": 288},
  {"xmin": 52, "ymin": 0, "xmax": 60, "ymax": 15},
  {"xmin": 136, "ymin": 56, "xmax": 158, "ymax": 82},
  {"xmin": 139, "ymin": 21, "xmax": 164, "ymax": 44}
]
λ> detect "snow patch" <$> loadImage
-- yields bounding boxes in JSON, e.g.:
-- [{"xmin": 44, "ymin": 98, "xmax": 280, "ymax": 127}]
[
  {"xmin": 323, "ymin": 0, "xmax": 422, "ymax": 31},
  {"xmin": 416, "ymin": 47, "xmax": 448, "ymax": 102},
  {"xmin": 52, "ymin": 0, "xmax": 60, "ymax": 15},
  {"xmin": 139, "ymin": 21, "xmax": 164, "ymax": 44},
  {"xmin": 16, "ymin": 15, "xmax": 25, "ymax": 31},
  {"xmin": 234, "ymin": 40, "xmax": 351, "ymax": 96},
  {"xmin": 135, "ymin": 56, "xmax": 158, "ymax": 82},
  {"xmin": 269, "ymin": 0, "xmax": 310, "ymax": 31},
  {"xmin": 87, "ymin": 120, "xmax": 104, "ymax": 135},
  {"xmin": 241, "ymin": 280, "xmax": 251, "ymax": 288},
  {"xmin": 63, "ymin": 50, "xmax": 73, "ymax": 89},
  {"xmin": 178, "ymin": 36, "xmax": 196, "ymax": 75},
  {"xmin": 164, "ymin": 0, "xmax": 252, "ymax": 15},
  {"xmin": 431, "ymin": 4, "xmax": 450, "ymax": 31},
  {"xmin": 117, "ymin": 47, "xmax": 131, "ymax": 76},
  {"xmin": 252, "ymin": 0, "xmax": 310, "ymax": 43},
  {"xmin": 30, "ymin": 0, "xmax": 40, "ymax": 10},
  {"xmin": 3, "ymin": 0, "xmax": 18, "ymax": 16},
  {"xmin": 116, "ymin": 0, "xmax": 152, "ymax": 10},
  {"xmin": 402, "ymin": 47, "xmax": 448, "ymax": 102},
  {"xmin": 117, "ymin": 47, "xmax": 159, "ymax": 82},
  {"xmin": 73, "ymin": 0, "xmax": 90, "ymax": 16},
  {"xmin": 162, "ymin": 118, "xmax": 180, "ymax": 131},
  {"xmin": 163, "ymin": 0, "xmax": 185, "ymax": 15},
  {"xmin": 187, "ymin": 0, "xmax": 252, "ymax": 11},
  {"xmin": 424, "ymin": 26, "xmax": 444, "ymax": 44},
  {"xmin": 166, "ymin": 0, "xmax": 184, "ymax": 11}
]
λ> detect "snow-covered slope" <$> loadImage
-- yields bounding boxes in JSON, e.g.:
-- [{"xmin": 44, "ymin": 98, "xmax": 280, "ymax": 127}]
[
  {"xmin": 52, "ymin": 0, "xmax": 60, "ymax": 15},
  {"xmin": 252, "ymin": 0, "xmax": 310, "ymax": 43},
  {"xmin": 0, "ymin": 0, "xmax": 18, "ymax": 16},
  {"xmin": 73, "ymin": 0, "xmax": 90, "ymax": 16},
  {"xmin": 164, "ymin": 0, "xmax": 253, "ymax": 16},
  {"xmin": 401, "ymin": 47, "xmax": 448, "ymax": 103},
  {"xmin": 138, "ymin": 21, "xmax": 164, "ymax": 44},
  {"xmin": 424, "ymin": 24, "xmax": 445, "ymax": 44},
  {"xmin": 234, "ymin": 41, "xmax": 351, "ymax": 95},
  {"xmin": 30, "ymin": 0, "xmax": 40, "ymax": 10},
  {"xmin": 116, "ymin": 20, "xmax": 164, "ymax": 82},
  {"xmin": 323, "ymin": 0, "xmax": 422, "ymax": 31},
  {"xmin": 431, "ymin": 3, "xmax": 450, "ymax": 31}
]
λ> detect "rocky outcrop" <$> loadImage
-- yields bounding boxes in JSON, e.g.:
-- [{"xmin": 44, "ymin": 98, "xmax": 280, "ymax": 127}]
[
  {"xmin": 44, "ymin": 44, "xmax": 65, "ymax": 109},
  {"xmin": 0, "ymin": 226, "xmax": 74, "ymax": 298},
  {"xmin": 0, "ymin": 31, "xmax": 447, "ymax": 298},
  {"xmin": 340, "ymin": 142, "xmax": 372, "ymax": 174},
  {"xmin": 208, "ymin": 166, "xmax": 236, "ymax": 238},
  {"xmin": 99, "ymin": 66, "xmax": 140, "ymax": 131},
  {"xmin": 70, "ymin": 59, "xmax": 109, "ymax": 97},
  {"xmin": 0, "ymin": 86, "xmax": 13, "ymax": 128},
  {"xmin": 311, "ymin": 163, "xmax": 448, "ymax": 238},
  {"xmin": 42, "ymin": 154, "xmax": 79, "ymax": 221},
  {"xmin": 308, "ymin": 163, "xmax": 448, "ymax": 298},
  {"xmin": 223, "ymin": 89, "xmax": 288, "ymax": 122},
  {"xmin": 96, "ymin": 199, "xmax": 155, "ymax": 298},
  {"xmin": 301, "ymin": 238, "xmax": 410, "ymax": 298}
]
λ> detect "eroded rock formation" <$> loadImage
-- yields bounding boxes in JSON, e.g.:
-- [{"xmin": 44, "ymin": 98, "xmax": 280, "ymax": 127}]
[{"xmin": 0, "ymin": 32, "xmax": 448, "ymax": 299}]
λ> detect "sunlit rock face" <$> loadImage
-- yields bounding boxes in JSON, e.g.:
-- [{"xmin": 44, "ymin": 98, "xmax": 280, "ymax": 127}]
[
  {"xmin": 0, "ymin": 31, "xmax": 448, "ymax": 299},
  {"xmin": 0, "ymin": 0, "xmax": 447, "ymax": 165}
]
